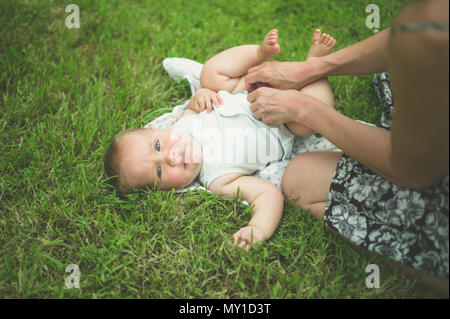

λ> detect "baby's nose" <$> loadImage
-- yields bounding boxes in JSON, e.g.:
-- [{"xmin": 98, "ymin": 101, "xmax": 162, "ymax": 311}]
[
  {"xmin": 165, "ymin": 148, "xmax": 181, "ymax": 166},
  {"xmin": 164, "ymin": 151, "xmax": 175, "ymax": 166}
]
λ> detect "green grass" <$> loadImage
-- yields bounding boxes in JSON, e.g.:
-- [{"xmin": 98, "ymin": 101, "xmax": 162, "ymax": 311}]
[{"xmin": 1, "ymin": 0, "xmax": 440, "ymax": 298}]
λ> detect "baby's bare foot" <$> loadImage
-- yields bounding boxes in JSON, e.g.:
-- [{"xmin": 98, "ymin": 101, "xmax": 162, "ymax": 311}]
[
  {"xmin": 307, "ymin": 29, "xmax": 336, "ymax": 59},
  {"xmin": 257, "ymin": 29, "xmax": 281, "ymax": 60}
]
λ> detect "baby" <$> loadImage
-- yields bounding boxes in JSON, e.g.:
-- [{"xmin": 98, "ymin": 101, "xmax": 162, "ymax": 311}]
[{"xmin": 104, "ymin": 29, "xmax": 336, "ymax": 251}]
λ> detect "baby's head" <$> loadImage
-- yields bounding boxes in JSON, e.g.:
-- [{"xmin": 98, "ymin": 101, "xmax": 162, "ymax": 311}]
[{"xmin": 104, "ymin": 127, "xmax": 202, "ymax": 193}]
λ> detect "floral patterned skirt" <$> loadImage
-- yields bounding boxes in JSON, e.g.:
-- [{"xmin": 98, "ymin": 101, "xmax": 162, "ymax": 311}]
[{"xmin": 323, "ymin": 73, "xmax": 449, "ymax": 278}]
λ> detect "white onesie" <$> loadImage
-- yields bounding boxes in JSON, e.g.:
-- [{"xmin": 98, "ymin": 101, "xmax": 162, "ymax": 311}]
[{"xmin": 172, "ymin": 91, "xmax": 294, "ymax": 187}]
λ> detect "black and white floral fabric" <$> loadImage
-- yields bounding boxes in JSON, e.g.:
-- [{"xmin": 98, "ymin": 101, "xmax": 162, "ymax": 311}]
[
  {"xmin": 372, "ymin": 72, "xmax": 394, "ymax": 130},
  {"xmin": 324, "ymin": 72, "xmax": 449, "ymax": 278}
]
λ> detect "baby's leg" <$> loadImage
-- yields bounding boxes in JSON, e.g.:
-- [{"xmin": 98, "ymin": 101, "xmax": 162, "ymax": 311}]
[
  {"xmin": 286, "ymin": 29, "xmax": 336, "ymax": 136},
  {"xmin": 200, "ymin": 29, "xmax": 280, "ymax": 94}
]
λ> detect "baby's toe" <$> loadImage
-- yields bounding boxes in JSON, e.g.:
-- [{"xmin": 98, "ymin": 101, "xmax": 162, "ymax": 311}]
[
  {"xmin": 329, "ymin": 37, "xmax": 335, "ymax": 46},
  {"xmin": 312, "ymin": 29, "xmax": 321, "ymax": 42},
  {"xmin": 329, "ymin": 36, "xmax": 334, "ymax": 45}
]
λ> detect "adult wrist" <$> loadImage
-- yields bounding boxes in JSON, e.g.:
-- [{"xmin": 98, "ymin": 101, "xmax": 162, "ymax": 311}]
[
  {"xmin": 294, "ymin": 57, "xmax": 332, "ymax": 89},
  {"xmin": 292, "ymin": 91, "xmax": 322, "ymax": 129},
  {"xmin": 313, "ymin": 55, "xmax": 335, "ymax": 78},
  {"xmin": 321, "ymin": 53, "xmax": 339, "ymax": 76}
]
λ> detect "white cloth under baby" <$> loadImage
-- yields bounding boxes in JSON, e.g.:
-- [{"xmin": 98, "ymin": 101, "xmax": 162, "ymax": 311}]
[{"xmin": 145, "ymin": 57, "xmax": 344, "ymax": 195}]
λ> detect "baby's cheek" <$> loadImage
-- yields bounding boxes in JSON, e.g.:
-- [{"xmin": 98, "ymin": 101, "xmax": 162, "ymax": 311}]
[{"xmin": 165, "ymin": 169, "xmax": 191, "ymax": 188}]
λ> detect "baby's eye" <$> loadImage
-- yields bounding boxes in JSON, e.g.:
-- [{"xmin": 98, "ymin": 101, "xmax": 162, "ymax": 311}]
[
  {"xmin": 157, "ymin": 165, "xmax": 162, "ymax": 178},
  {"xmin": 156, "ymin": 140, "xmax": 161, "ymax": 151}
]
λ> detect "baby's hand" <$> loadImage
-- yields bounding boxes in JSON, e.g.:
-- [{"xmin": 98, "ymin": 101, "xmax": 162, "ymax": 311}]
[
  {"xmin": 232, "ymin": 226, "xmax": 265, "ymax": 252},
  {"xmin": 189, "ymin": 88, "xmax": 223, "ymax": 113}
]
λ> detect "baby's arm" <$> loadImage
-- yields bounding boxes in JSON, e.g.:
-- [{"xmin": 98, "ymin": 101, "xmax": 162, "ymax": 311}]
[{"xmin": 209, "ymin": 173, "xmax": 284, "ymax": 251}]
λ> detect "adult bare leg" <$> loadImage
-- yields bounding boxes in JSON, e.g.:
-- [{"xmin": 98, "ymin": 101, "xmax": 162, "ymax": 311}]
[{"xmin": 281, "ymin": 151, "xmax": 342, "ymax": 218}]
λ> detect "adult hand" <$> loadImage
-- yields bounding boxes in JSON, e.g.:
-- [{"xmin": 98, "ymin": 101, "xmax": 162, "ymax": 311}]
[
  {"xmin": 244, "ymin": 58, "xmax": 322, "ymax": 92},
  {"xmin": 247, "ymin": 87, "xmax": 309, "ymax": 126}
]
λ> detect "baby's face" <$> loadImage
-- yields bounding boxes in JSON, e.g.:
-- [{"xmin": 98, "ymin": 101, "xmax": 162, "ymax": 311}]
[{"xmin": 119, "ymin": 127, "xmax": 202, "ymax": 190}]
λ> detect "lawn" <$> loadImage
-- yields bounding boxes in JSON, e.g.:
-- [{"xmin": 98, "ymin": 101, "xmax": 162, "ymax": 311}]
[{"xmin": 1, "ymin": 0, "xmax": 440, "ymax": 298}]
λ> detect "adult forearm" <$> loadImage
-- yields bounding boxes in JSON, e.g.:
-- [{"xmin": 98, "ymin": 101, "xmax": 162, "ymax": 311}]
[
  {"xmin": 317, "ymin": 28, "xmax": 390, "ymax": 77},
  {"xmin": 245, "ymin": 28, "xmax": 391, "ymax": 91}
]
